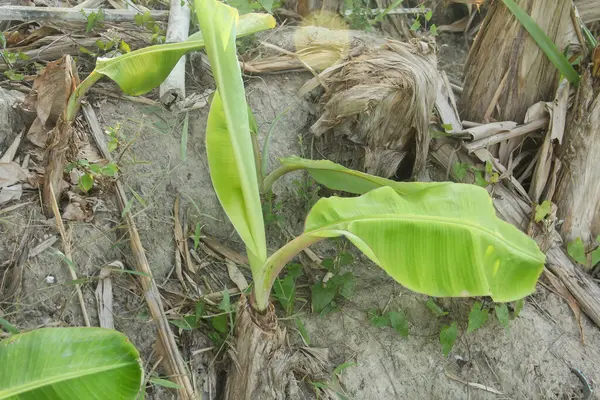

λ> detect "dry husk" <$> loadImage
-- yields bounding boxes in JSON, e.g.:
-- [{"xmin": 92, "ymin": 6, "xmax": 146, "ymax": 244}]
[{"xmin": 310, "ymin": 39, "xmax": 438, "ymax": 179}]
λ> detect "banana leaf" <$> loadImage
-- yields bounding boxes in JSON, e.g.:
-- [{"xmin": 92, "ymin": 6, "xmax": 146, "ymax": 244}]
[
  {"xmin": 197, "ymin": 0, "xmax": 268, "ymax": 264},
  {"xmin": 93, "ymin": 12, "xmax": 276, "ymax": 96},
  {"xmin": 267, "ymin": 186, "xmax": 545, "ymax": 302},
  {"xmin": 279, "ymin": 156, "xmax": 446, "ymax": 195},
  {"xmin": 0, "ymin": 327, "xmax": 143, "ymax": 399}
]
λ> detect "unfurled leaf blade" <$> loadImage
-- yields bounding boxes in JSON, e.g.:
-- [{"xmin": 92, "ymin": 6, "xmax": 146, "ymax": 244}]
[
  {"xmin": 0, "ymin": 328, "xmax": 143, "ymax": 399},
  {"xmin": 279, "ymin": 156, "xmax": 445, "ymax": 196},
  {"xmin": 284, "ymin": 185, "xmax": 545, "ymax": 302},
  {"xmin": 93, "ymin": 13, "xmax": 275, "ymax": 96}
]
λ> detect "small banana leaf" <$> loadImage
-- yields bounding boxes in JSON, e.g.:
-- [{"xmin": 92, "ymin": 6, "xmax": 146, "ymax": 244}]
[
  {"xmin": 0, "ymin": 327, "xmax": 143, "ymax": 399},
  {"xmin": 93, "ymin": 12, "xmax": 276, "ymax": 96},
  {"xmin": 279, "ymin": 156, "xmax": 446, "ymax": 195},
  {"xmin": 268, "ymin": 186, "xmax": 545, "ymax": 302}
]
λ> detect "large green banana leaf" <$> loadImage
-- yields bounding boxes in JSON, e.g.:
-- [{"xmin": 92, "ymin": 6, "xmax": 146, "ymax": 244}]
[
  {"xmin": 0, "ymin": 327, "xmax": 143, "ymax": 399},
  {"xmin": 267, "ymin": 186, "xmax": 545, "ymax": 302},
  {"xmin": 278, "ymin": 156, "xmax": 446, "ymax": 195},
  {"xmin": 197, "ymin": 0, "xmax": 268, "ymax": 265},
  {"xmin": 93, "ymin": 12, "xmax": 276, "ymax": 96}
]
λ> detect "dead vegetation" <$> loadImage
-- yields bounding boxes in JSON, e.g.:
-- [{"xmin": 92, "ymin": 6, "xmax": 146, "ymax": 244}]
[{"xmin": 1, "ymin": 0, "xmax": 600, "ymax": 398}]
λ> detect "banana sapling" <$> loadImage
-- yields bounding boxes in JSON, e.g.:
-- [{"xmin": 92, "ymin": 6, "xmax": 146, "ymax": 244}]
[{"xmin": 43, "ymin": 0, "xmax": 546, "ymax": 397}]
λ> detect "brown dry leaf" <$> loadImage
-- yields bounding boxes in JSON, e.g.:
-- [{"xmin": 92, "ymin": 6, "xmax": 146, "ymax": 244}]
[
  {"xmin": 34, "ymin": 56, "xmax": 80, "ymax": 216},
  {"xmin": 438, "ymin": 16, "xmax": 470, "ymax": 33},
  {"xmin": 4, "ymin": 31, "xmax": 25, "ymax": 47},
  {"xmin": 226, "ymin": 260, "xmax": 248, "ymax": 291},
  {"xmin": 24, "ymin": 56, "xmax": 79, "ymax": 148},
  {"xmin": 10, "ymin": 26, "xmax": 61, "ymax": 48},
  {"xmin": 26, "ymin": 118, "xmax": 49, "ymax": 148},
  {"xmin": 61, "ymin": 202, "xmax": 88, "ymax": 221},
  {"xmin": 28, "ymin": 56, "xmax": 79, "ymax": 126},
  {"xmin": 0, "ymin": 162, "xmax": 30, "ymax": 188},
  {"xmin": 0, "ymin": 184, "xmax": 22, "ymax": 205}
]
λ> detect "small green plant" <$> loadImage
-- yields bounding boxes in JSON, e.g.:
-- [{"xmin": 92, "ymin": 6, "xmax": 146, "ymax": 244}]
[
  {"xmin": 273, "ymin": 263, "xmax": 303, "ymax": 316},
  {"xmin": 168, "ymin": 292, "xmax": 235, "ymax": 348},
  {"xmin": 106, "ymin": 123, "xmax": 123, "ymax": 152},
  {"xmin": 567, "ymin": 236, "xmax": 600, "ymax": 269},
  {"xmin": 82, "ymin": 9, "xmax": 105, "ymax": 33},
  {"xmin": 368, "ymin": 308, "xmax": 409, "ymax": 337},
  {"xmin": 134, "ymin": 11, "xmax": 167, "ymax": 44},
  {"xmin": 311, "ymin": 271, "xmax": 355, "ymax": 315},
  {"xmin": 440, "ymin": 322, "xmax": 457, "ymax": 357},
  {"xmin": 410, "ymin": 3, "xmax": 438, "ymax": 36},
  {"xmin": 453, "ymin": 161, "xmax": 497, "ymax": 187},
  {"xmin": 426, "ymin": 298, "xmax": 448, "ymax": 317},
  {"xmin": 65, "ymin": 159, "xmax": 118, "ymax": 193},
  {"xmin": 262, "ymin": 190, "xmax": 283, "ymax": 225},
  {"xmin": 534, "ymin": 200, "xmax": 553, "ymax": 222},
  {"xmin": 0, "ymin": 33, "xmax": 30, "ymax": 81},
  {"xmin": 430, "ymin": 298, "xmax": 524, "ymax": 355},
  {"xmin": 343, "ymin": 0, "xmax": 405, "ymax": 32},
  {"xmin": 311, "ymin": 245, "xmax": 355, "ymax": 315},
  {"xmin": 310, "ymin": 361, "xmax": 355, "ymax": 400},
  {"xmin": 466, "ymin": 301, "xmax": 488, "ymax": 333}
]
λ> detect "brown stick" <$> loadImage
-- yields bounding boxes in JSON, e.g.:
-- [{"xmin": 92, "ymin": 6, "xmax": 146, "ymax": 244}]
[{"xmin": 81, "ymin": 104, "xmax": 196, "ymax": 399}]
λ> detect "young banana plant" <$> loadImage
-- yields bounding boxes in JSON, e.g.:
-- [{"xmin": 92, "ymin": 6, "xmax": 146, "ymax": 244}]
[
  {"xmin": 194, "ymin": 0, "xmax": 545, "ymax": 313},
  {"xmin": 63, "ymin": 0, "xmax": 544, "ymax": 312}
]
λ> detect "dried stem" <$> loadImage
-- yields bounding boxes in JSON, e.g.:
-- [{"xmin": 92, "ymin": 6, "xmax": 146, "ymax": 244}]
[{"xmin": 48, "ymin": 184, "xmax": 91, "ymax": 327}]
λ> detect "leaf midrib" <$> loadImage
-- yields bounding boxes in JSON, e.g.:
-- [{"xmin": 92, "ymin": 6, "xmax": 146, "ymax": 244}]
[
  {"xmin": 0, "ymin": 361, "xmax": 137, "ymax": 398},
  {"xmin": 305, "ymin": 213, "xmax": 543, "ymax": 263}
]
